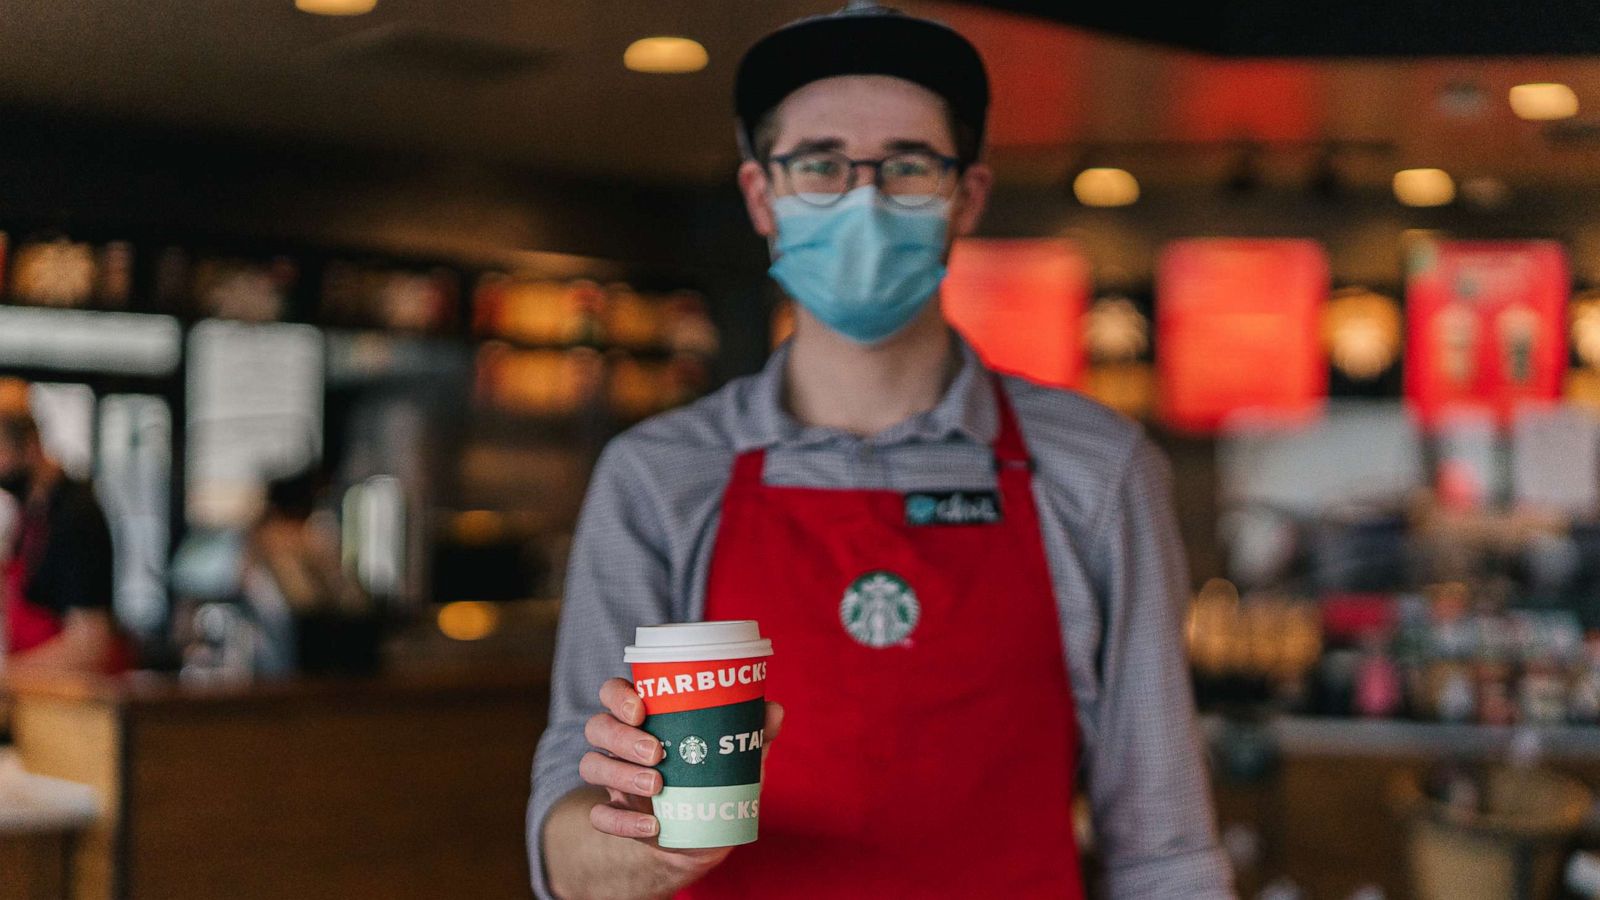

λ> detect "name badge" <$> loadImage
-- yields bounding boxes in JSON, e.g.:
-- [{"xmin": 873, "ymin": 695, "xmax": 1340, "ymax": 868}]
[{"xmin": 904, "ymin": 490, "xmax": 1003, "ymax": 526}]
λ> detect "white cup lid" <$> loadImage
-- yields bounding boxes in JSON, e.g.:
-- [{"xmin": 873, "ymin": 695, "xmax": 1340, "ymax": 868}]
[{"xmin": 624, "ymin": 619, "xmax": 772, "ymax": 663}]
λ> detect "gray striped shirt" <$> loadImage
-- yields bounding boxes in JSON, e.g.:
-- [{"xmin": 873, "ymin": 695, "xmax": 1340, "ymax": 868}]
[{"xmin": 527, "ymin": 334, "xmax": 1235, "ymax": 899}]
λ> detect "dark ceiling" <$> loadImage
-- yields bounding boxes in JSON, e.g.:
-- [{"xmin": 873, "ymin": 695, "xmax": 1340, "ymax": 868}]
[
  {"xmin": 1, "ymin": 0, "xmax": 1597, "ymax": 189},
  {"xmin": 968, "ymin": 0, "xmax": 1600, "ymax": 56}
]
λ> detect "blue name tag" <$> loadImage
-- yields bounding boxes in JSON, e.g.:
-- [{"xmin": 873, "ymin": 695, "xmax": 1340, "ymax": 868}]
[{"xmin": 904, "ymin": 490, "xmax": 1003, "ymax": 526}]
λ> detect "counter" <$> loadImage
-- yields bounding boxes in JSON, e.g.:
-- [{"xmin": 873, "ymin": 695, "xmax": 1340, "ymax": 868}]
[
  {"xmin": 1206, "ymin": 715, "xmax": 1600, "ymax": 898},
  {"xmin": 7, "ymin": 665, "xmax": 548, "ymax": 900}
]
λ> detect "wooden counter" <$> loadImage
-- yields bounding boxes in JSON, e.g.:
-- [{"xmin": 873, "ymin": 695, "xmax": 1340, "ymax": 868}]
[
  {"xmin": 7, "ymin": 666, "xmax": 549, "ymax": 900},
  {"xmin": 1207, "ymin": 716, "xmax": 1600, "ymax": 899}
]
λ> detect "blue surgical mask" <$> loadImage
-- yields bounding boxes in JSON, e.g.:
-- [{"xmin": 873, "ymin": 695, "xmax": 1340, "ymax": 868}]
[{"xmin": 768, "ymin": 185, "xmax": 951, "ymax": 345}]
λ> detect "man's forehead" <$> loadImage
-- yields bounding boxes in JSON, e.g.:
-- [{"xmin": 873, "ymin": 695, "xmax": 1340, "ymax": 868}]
[{"xmin": 770, "ymin": 74, "xmax": 954, "ymax": 151}]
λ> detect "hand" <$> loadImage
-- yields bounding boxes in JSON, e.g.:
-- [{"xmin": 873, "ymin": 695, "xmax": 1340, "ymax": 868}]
[{"xmin": 580, "ymin": 677, "xmax": 784, "ymax": 877}]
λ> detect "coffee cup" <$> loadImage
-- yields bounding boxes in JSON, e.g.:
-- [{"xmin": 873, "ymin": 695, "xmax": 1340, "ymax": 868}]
[{"xmin": 624, "ymin": 620, "xmax": 773, "ymax": 849}]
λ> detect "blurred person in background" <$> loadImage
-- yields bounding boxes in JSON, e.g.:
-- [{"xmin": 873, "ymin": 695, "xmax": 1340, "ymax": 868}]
[
  {"xmin": 0, "ymin": 378, "xmax": 126, "ymax": 675},
  {"xmin": 236, "ymin": 465, "xmax": 362, "ymax": 675},
  {"xmin": 529, "ymin": 3, "xmax": 1232, "ymax": 899}
]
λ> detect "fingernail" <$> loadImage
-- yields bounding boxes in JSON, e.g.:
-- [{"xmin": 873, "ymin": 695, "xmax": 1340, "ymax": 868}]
[
  {"xmin": 635, "ymin": 738, "xmax": 658, "ymax": 762},
  {"xmin": 633, "ymin": 771, "xmax": 657, "ymax": 793},
  {"xmin": 623, "ymin": 699, "xmax": 640, "ymax": 722},
  {"xmin": 638, "ymin": 816, "xmax": 658, "ymax": 836}
]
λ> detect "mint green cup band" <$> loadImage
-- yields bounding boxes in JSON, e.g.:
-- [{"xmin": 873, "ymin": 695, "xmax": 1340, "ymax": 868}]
[{"xmin": 653, "ymin": 783, "xmax": 762, "ymax": 849}]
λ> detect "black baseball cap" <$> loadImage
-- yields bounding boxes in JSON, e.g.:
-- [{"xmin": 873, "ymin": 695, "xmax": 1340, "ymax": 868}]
[{"xmin": 733, "ymin": 2, "xmax": 990, "ymax": 163}]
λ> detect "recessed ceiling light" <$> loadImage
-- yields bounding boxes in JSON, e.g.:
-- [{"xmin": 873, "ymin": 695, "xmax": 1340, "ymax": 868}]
[
  {"xmin": 1073, "ymin": 168, "xmax": 1139, "ymax": 207},
  {"xmin": 624, "ymin": 36, "xmax": 708, "ymax": 74},
  {"xmin": 1393, "ymin": 168, "xmax": 1455, "ymax": 207},
  {"xmin": 1509, "ymin": 83, "xmax": 1578, "ymax": 121},
  {"xmin": 296, "ymin": 0, "xmax": 377, "ymax": 15}
]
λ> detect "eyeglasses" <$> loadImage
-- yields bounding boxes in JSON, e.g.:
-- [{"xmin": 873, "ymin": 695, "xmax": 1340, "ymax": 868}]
[{"xmin": 767, "ymin": 149, "xmax": 961, "ymax": 208}]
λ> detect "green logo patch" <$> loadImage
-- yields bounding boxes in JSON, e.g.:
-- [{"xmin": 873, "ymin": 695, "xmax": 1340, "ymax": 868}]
[{"xmin": 840, "ymin": 570, "xmax": 920, "ymax": 648}]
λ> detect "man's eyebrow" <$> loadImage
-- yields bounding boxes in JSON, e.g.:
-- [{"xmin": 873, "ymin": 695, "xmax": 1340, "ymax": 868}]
[
  {"xmin": 884, "ymin": 139, "xmax": 942, "ymax": 154},
  {"xmin": 783, "ymin": 137, "xmax": 844, "ymax": 155}
]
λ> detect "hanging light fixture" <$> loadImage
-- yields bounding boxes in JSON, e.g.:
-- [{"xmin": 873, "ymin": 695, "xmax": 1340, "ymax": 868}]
[
  {"xmin": 1509, "ymin": 83, "xmax": 1578, "ymax": 121},
  {"xmin": 295, "ymin": 0, "xmax": 377, "ymax": 15},
  {"xmin": 1393, "ymin": 168, "xmax": 1455, "ymax": 207},
  {"xmin": 624, "ymin": 37, "xmax": 709, "ymax": 74},
  {"xmin": 1073, "ymin": 168, "xmax": 1139, "ymax": 207}
]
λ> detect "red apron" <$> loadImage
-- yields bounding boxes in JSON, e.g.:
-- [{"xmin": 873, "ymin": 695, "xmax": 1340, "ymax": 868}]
[
  {"xmin": 4, "ymin": 511, "xmax": 63, "ymax": 656},
  {"xmin": 4, "ymin": 506, "xmax": 133, "ymax": 673},
  {"xmin": 683, "ymin": 377, "xmax": 1086, "ymax": 898}
]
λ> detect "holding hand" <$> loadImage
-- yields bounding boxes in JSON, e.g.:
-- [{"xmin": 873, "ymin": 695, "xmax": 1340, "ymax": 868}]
[{"xmin": 580, "ymin": 677, "xmax": 783, "ymax": 869}]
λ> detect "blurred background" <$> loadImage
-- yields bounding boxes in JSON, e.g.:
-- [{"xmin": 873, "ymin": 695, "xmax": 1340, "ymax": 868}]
[{"xmin": 6, "ymin": 1, "xmax": 1600, "ymax": 898}]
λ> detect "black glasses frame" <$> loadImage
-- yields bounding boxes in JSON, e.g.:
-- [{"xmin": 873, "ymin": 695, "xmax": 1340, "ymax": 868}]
[{"xmin": 766, "ymin": 149, "xmax": 963, "ymax": 208}]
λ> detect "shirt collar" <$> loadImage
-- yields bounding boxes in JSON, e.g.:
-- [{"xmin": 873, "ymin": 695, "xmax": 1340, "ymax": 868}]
[{"xmin": 736, "ymin": 330, "xmax": 999, "ymax": 452}]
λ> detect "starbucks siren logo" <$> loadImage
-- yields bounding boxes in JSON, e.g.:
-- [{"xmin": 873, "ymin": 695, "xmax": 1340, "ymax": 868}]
[
  {"xmin": 677, "ymin": 735, "xmax": 709, "ymax": 765},
  {"xmin": 840, "ymin": 571, "xmax": 920, "ymax": 648}
]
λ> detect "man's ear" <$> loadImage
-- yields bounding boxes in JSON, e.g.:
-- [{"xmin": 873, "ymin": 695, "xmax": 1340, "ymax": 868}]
[
  {"xmin": 950, "ymin": 161, "xmax": 994, "ymax": 238},
  {"xmin": 739, "ymin": 160, "xmax": 777, "ymax": 239}
]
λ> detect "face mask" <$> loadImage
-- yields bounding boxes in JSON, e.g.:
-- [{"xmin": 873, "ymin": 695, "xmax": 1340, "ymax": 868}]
[{"xmin": 768, "ymin": 185, "xmax": 951, "ymax": 346}]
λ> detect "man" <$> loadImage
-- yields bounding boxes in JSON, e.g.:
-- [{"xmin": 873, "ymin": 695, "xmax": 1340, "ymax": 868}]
[
  {"xmin": 0, "ymin": 380, "xmax": 121, "ymax": 674},
  {"xmin": 528, "ymin": 4, "xmax": 1234, "ymax": 898}
]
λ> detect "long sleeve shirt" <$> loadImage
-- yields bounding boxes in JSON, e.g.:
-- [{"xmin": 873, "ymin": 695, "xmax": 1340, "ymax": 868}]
[{"xmin": 527, "ymin": 334, "xmax": 1236, "ymax": 899}]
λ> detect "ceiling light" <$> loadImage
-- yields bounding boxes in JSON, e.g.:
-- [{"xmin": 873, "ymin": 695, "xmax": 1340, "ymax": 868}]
[
  {"xmin": 624, "ymin": 37, "xmax": 708, "ymax": 74},
  {"xmin": 1393, "ymin": 168, "xmax": 1455, "ymax": 207},
  {"xmin": 1073, "ymin": 168, "xmax": 1139, "ymax": 207},
  {"xmin": 295, "ymin": 0, "xmax": 377, "ymax": 15},
  {"xmin": 1510, "ymin": 83, "xmax": 1579, "ymax": 121}
]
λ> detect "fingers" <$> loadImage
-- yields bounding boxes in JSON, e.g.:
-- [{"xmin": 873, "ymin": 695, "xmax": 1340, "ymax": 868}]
[
  {"xmin": 580, "ymin": 750, "xmax": 662, "ymax": 797},
  {"xmin": 585, "ymin": 711, "xmax": 663, "ymax": 766},
  {"xmin": 759, "ymin": 701, "xmax": 784, "ymax": 777},
  {"xmin": 590, "ymin": 800, "xmax": 659, "ymax": 839},
  {"xmin": 598, "ymin": 677, "xmax": 645, "ymax": 726}
]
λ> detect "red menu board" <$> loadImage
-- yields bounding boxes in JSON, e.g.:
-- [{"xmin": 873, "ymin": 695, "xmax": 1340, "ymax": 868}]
[
  {"xmin": 1157, "ymin": 239, "xmax": 1329, "ymax": 433},
  {"xmin": 941, "ymin": 239, "xmax": 1088, "ymax": 389},
  {"xmin": 1405, "ymin": 240, "xmax": 1568, "ymax": 428}
]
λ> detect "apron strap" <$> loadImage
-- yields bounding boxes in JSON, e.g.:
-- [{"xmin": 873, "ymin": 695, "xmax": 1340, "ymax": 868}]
[
  {"xmin": 989, "ymin": 376, "xmax": 1032, "ymax": 470},
  {"xmin": 729, "ymin": 448, "xmax": 768, "ymax": 489}
]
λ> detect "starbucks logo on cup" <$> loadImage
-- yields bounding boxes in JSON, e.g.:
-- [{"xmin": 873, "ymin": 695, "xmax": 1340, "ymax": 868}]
[
  {"xmin": 840, "ymin": 571, "xmax": 920, "ymax": 648},
  {"xmin": 678, "ymin": 735, "xmax": 709, "ymax": 765}
]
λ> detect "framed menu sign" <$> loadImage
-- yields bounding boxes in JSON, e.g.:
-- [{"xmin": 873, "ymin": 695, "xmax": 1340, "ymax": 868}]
[
  {"xmin": 1404, "ymin": 240, "xmax": 1568, "ymax": 428},
  {"xmin": 940, "ymin": 238, "xmax": 1088, "ymax": 389},
  {"xmin": 1157, "ymin": 239, "xmax": 1329, "ymax": 433}
]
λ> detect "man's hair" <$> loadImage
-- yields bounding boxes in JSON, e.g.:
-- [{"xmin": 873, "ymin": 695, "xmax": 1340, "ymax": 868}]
[
  {"xmin": 750, "ymin": 97, "xmax": 980, "ymax": 168},
  {"xmin": 0, "ymin": 413, "xmax": 38, "ymax": 449}
]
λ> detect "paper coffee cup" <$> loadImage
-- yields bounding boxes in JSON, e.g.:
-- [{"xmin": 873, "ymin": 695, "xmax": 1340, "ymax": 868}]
[{"xmin": 624, "ymin": 620, "xmax": 773, "ymax": 849}]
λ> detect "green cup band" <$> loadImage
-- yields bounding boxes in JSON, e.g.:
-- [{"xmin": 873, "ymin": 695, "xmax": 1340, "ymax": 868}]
[{"xmin": 644, "ymin": 697, "xmax": 765, "ymax": 788}]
